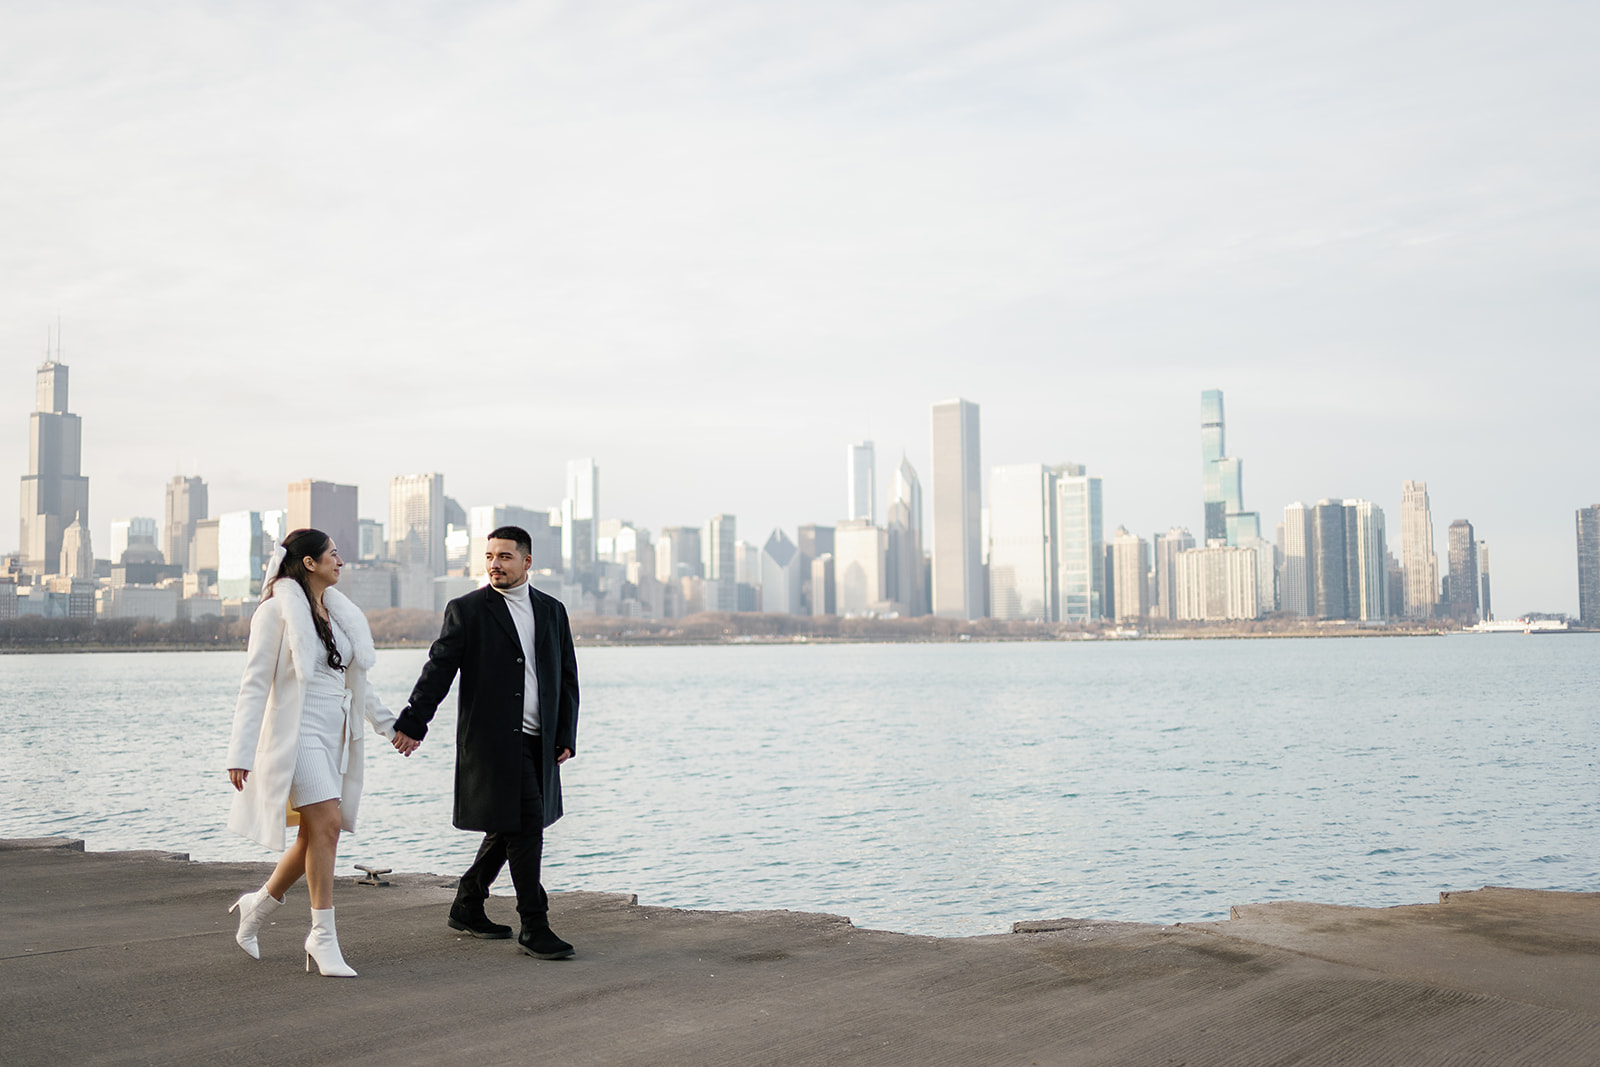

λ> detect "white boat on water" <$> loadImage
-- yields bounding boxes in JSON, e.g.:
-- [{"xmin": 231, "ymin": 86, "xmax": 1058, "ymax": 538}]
[{"xmin": 1465, "ymin": 618, "xmax": 1570, "ymax": 634}]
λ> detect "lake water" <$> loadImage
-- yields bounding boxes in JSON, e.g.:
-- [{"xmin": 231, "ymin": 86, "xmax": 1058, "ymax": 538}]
[{"xmin": 3, "ymin": 636, "xmax": 1596, "ymax": 936}]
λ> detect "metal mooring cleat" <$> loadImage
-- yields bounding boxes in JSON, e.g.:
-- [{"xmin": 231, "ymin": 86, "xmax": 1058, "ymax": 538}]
[{"xmin": 354, "ymin": 864, "xmax": 392, "ymax": 887}]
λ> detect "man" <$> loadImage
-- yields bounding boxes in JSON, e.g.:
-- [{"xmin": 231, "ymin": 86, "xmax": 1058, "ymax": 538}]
[{"xmin": 393, "ymin": 525, "xmax": 580, "ymax": 959}]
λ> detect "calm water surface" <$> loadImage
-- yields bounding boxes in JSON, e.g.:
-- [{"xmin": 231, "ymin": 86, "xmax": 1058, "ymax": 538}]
[{"xmin": 3, "ymin": 636, "xmax": 1596, "ymax": 935}]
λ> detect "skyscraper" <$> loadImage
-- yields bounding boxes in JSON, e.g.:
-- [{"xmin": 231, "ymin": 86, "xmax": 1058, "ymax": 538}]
[
  {"xmin": 931, "ymin": 398, "xmax": 982, "ymax": 620},
  {"xmin": 1577, "ymin": 506, "xmax": 1600, "ymax": 627},
  {"xmin": 163, "ymin": 475, "xmax": 208, "ymax": 573},
  {"xmin": 1200, "ymin": 389, "xmax": 1258, "ymax": 546},
  {"xmin": 834, "ymin": 518, "xmax": 887, "ymax": 617},
  {"xmin": 796, "ymin": 523, "xmax": 835, "ymax": 615},
  {"xmin": 1287, "ymin": 498, "xmax": 1389, "ymax": 622},
  {"xmin": 562, "ymin": 458, "xmax": 599, "ymax": 585},
  {"xmin": 388, "ymin": 473, "xmax": 446, "ymax": 575},
  {"xmin": 847, "ymin": 441, "xmax": 876, "ymax": 525},
  {"xmin": 1111, "ymin": 527, "xmax": 1150, "ymax": 621},
  {"xmin": 1309, "ymin": 500, "xmax": 1349, "ymax": 620},
  {"xmin": 657, "ymin": 525, "xmax": 704, "ymax": 582},
  {"xmin": 1447, "ymin": 520, "xmax": 1479, "ymax": 623},
  {"xmin": 885, "ymin": 456, "xmax": 924, "ymax": 615},
  {"xmin": 703, "ymin": 514, "xmax": 737, "ymax": 612},
  {"xmin": 987, "ymin": 464, "xmax": 1056, "ymax": 621},
  {"xmin": 1343, "ymin": 499, "xmax": 1388, "ymax": 622},
  {"xmin": 110, "ymin": 517, "xmax": 159, "ymax": 565},
  {"xmin": 58, "ymin": 515, "xmax": 94, "ymax": 579},
  {"xmin": 218, "ymin": 510, "xmax": 268, "ymax": 599},
  {"xmin": 1477, "ymin": 541, "xmax": 1491, "ymax": 622},
  {"xmin": 1173, "ymin": 544, "xmax": 1260, "ymax": 620},
  {"xmin": 20, "ymin": 358, "xmax": 90, "ymax": 576},
  {"xmin": 1400, "ymin": 480, "xmax": 1439, "ymax": 619},
  {"xmin": 1054, "ymin": 465, "xmax": 1103, "ymax": 622},
  {"xmin": 287, "ymin": 480, "xmax": 359, "ymax": 563},
  {"xmin": 1153, "ymin": 526, "xmax": 1196, "ymax": 620},
  {"xmin": 1280, "ymin": 503, "xmax": 1311, "ymax": 616},
  {"xmin": 760, "ymin": 529, "xmax": 803, "ymax": 615},
  {"xmin": 1200, "ymin": 389, "xmax": 1226, "ymax": 544}
]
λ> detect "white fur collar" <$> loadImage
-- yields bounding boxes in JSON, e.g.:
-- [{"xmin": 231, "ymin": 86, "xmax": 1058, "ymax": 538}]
[{"xmin": 270, "ymin": 578, "xmax": 376, "ymax": 676}]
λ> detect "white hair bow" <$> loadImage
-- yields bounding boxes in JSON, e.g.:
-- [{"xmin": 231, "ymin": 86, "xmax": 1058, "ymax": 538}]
[{"xmin": 262, "ymin": 543, "xmax": 288, "ymax": 588}]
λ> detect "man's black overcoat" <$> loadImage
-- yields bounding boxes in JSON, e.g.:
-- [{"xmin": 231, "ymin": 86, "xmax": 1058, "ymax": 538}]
[{"xmin": 394, "ymin": 585, "xmax": 579, "ymax": 832}]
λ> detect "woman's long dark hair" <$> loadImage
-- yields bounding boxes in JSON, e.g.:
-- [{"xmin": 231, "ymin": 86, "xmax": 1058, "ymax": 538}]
[{"xmin": 265, "ymin": 528, "xmax": 345, "ymax": 673}]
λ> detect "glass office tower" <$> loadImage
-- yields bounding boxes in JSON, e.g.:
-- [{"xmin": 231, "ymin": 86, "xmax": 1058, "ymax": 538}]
[{"xmin": 1054, "ymin": 466, "xmax": 1103, "ymax": 622}]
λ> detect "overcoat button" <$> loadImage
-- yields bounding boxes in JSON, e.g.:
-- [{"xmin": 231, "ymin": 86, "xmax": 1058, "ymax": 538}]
[{"xmin": 516, "ymin": 657, "xmax": 524, "ymax": 664}]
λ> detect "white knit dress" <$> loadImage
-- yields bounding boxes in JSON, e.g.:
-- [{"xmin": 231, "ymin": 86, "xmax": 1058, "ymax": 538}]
[{"xmin": 287, "ymin": 619, "xmax": 353, "ymax": 810}]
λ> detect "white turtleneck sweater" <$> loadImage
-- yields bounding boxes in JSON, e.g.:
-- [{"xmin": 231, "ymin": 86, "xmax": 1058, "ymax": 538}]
[{"xmin": 492, "ymin": 579, "xmax": 541, "ymax": 735}]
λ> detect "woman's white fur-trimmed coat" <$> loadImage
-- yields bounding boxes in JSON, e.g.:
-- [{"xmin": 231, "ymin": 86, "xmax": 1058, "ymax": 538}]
[{"xmin": 225, "ymin": 580, "xmax": 396, "ymax": 851}]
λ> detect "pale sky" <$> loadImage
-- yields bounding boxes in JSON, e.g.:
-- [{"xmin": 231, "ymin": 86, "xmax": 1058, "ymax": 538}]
[{"xmin": 3, "ymin": 1, "xmax": 1596, "ymax": 615}]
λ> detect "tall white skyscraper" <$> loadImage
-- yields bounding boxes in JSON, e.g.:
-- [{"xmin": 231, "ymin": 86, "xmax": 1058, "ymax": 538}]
[
  {"xmin": 1200, "ymin": 389, "xmax": 1227, "ymax": 544},
  {"xmin": 703, "ymin": 514, "xmax": 737, "ymax": 612},
  {"xmin": 58, "ymin": 515, "xmax": 94, "ymax": 579},
  {"xmin": 1153, "ymin": 527, "xmax": 1196, "ymax": 620},
  {"xmin": 1053, "ymin": 465, "xmax": 1103, "ymax": 622},
  {"xmin": 760, "ymin": 529, "xmax": 803, "ymax": 615},
  {"xmin": 885, "ymin": 456, "xmax": 924, "ymax": 615},
  {"xmin": 1400, "ymin": 480, "xmax": 1439, "ymax": 619},
  {"xmin": 562, "ymin": 458, "xmax": 599, "ymax": 583},
  {"xmin": 1346, "ymin": 499, "xmax": 1389, "ymax": 622},
  {"xmin": 834, "ymin": 518, "xmax": 887, "ymax": 617},
  {"xmin": 218, "ymin": 510, "xmax": 268, "ymax": 599},
  {"xmin": 388, "ymin": 473, "xmax": 446, "ymax": 576},
  {"xmin": 1111, "ymin": 526, "xmax": 1149, "ymax": 621},
  {"xmin": 1280, "ymin": 502, "xmax": 1311, "ymax": 616},
  {"xmin": 931, "ymin": 398, "xmax": 982, "ymax": 620},
  {"xmin": 1174, "ymin": 544, "xmax": 1260, "ymax": 620},
  {"xmin": 847, "ymin": 441, "xmax": 876, "ymax": 525},
  {"xmin": 987, "ymin": 464, "xmax": 1056, "ymax": 621}
]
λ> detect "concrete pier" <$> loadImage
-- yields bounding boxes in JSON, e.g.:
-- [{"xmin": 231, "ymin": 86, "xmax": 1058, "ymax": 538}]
[{"xmin": 3, "ymin": 838, "xmax": 1598, "ymax": 1065}]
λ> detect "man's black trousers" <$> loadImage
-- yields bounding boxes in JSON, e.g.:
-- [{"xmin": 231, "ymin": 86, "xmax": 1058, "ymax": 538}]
[{"xmin": 455, "ymin": 732, "xmax": 548, "ymax": 926}]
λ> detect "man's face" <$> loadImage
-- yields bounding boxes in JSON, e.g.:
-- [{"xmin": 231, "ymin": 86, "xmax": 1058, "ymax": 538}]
[{"xmin": 485, "ymin": 539, "xmax": 532, "ymax": 589}]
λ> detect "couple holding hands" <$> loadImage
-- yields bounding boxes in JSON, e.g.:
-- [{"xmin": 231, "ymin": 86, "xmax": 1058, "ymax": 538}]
[{"xmin": 224, "ymin": 525, "xmax": 579, "ymax": 976}]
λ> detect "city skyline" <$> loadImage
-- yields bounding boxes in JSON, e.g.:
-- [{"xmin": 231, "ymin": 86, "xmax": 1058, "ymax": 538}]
[
  {"xmin": 3, "ymin": 2, "xmax": 1597, "ymax": 614},
  {"xmin": 3, "ymin": 360, "xmax": 1591, "ymax": 618}
]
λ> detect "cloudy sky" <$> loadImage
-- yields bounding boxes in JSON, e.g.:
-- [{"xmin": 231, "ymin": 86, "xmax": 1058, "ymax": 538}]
[{"xmin": 3, "ymin": 0, "xmax": 1596, "ymax": 614}]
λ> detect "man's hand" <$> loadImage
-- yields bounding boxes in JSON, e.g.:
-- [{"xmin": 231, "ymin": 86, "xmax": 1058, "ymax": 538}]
[
  {"xmin": 393, "ymin": 731, "xmax": 421, "ymax": 756},
  {"xmin": 556, "ymin": 747, "xmax": 573, "ymax": 764}
]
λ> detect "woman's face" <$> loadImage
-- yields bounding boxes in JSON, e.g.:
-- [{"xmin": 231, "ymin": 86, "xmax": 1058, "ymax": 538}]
[{"xmin": 303, "ymin": 541, "xmax": 343, "ymax": 587}]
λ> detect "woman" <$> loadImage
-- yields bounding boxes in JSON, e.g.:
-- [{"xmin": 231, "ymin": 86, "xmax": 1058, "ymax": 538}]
[{"xmin": 224, "ymin": 528, "xmax": 413, "ymax": 976}]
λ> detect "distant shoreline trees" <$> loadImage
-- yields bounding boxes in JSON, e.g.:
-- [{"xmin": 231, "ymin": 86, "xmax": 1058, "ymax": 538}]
[{"xmin": 1, "ymin": 608, "xmax": 1482, "ymax": 651}]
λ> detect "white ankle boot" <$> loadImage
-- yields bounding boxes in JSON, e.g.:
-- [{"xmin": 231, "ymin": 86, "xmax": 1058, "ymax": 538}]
[
  {"xmin": 305, "ymin": 907, "xmax": 357, "ymax": 977},
  {"xmin": 228, "ymin": 885, "xmax": 283, "ymax": 959}
]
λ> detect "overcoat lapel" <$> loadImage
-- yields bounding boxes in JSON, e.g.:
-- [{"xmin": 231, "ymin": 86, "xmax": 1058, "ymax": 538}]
[
  {"xmin": 529, "ymin": 590, "xmax": 553, "ymax": 659},
  {"xmin": 482, "ymin": 587, "xmax": 521, "ymax": 649}
]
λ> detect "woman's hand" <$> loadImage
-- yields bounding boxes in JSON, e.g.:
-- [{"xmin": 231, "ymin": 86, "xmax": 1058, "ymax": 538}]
[{"xmin": 228, "ymin": 769, "xmax": 248, "ymax": 791}]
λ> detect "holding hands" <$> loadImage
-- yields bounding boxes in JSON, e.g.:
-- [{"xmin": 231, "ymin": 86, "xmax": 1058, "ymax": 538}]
[{"xmin": 393, "ymin": 731, "xmax": 420, "ymax": 757}]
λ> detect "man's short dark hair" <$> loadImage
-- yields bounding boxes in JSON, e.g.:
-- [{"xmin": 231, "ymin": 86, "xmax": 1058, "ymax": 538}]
[{"xmin": 487, "ymin": 526, "xmax": 533, "ymax": 557}]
